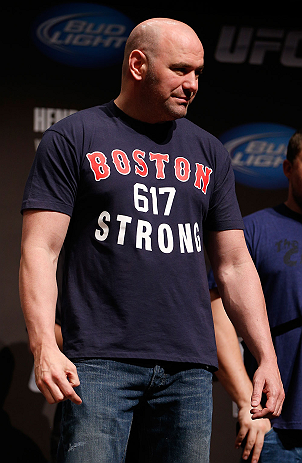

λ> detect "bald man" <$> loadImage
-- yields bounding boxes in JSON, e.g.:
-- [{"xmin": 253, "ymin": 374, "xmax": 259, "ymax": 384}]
[{"xmin": 20, "ymin": 18, "xmax": 284, "ymax": 463}]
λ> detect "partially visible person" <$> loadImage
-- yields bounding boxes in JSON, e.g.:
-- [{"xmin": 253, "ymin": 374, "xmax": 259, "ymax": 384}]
[
  {"xmin": 209, "ymin": 129, "xmax": 302, "ymax": 462},
  {"xmin": 211, "ymin": 289, "xmax": 271, "ymax": 463},
  {"xmin": 50, "ymin": 313, "xmax": 63, "ymax": 463}
]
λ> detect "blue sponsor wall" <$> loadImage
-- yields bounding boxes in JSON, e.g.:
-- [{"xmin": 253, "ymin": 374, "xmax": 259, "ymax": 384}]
[{"xmin": 0, "ymin": 2, "xmax": 300, "ymax": 461}]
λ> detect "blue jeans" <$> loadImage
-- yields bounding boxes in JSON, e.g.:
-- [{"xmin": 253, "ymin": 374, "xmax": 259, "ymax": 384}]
[
  {"xmin": 240, "ymin": 428, "xmax": 302, "ymax": 463},
  {"xmin": 259, "ymin": 428, "xmax": 302, "ymax": 463},
  {"xmin": 57, "ymin": 358, "xmax": 213, "ymax": 463}
]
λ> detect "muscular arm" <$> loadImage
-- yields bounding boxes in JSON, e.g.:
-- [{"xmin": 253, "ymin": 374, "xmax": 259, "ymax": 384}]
[
  {"xmin": 19, "ymin": 210, "xmax": 82, "ymax": 405},
  {"xmin": 206, "ymin": 229, "xmax": 284, "ymax": 418},
  {"xmin": 211, "ymin": 288, "xmax": 271, "ymax": 462}
]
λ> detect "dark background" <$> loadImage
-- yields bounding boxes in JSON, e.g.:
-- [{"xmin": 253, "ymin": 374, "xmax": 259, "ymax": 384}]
[{"xmin": 1, "ymin": 2, "xmax": 300, "ymax": 461}]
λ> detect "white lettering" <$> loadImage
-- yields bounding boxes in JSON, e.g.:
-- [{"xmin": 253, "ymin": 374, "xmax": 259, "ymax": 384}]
[
  {"xmin": 266, "ymin": 143, "xmax": 287, "ymax": 155},
  {"xmin": 253, "ymin": 155, "xmax": 277, "ymax": 167},
  {"xmin": 194, "ymin": 222, "xmax": 202, "ymax": 252},
  {"xmin": 133, "ymin": 184, "xmax": 176, "ymax": 216},
  {"xmin": 149, "ymin": 187, "xmax": 159, "ymax": 215},
  {"xmin": 85, "ymin": 23, "xmax": 106, "ymax": 34},
  {"xmin": 72, "ymin": 34, "xmax": 94, "ymax": 46},
  {"xmin": 63, "ymin": 21, "xmax": 126, "ymax": 36},
  {"xmin": 136, "ymin": 220, "xmax": 152, "ymax": 251},
  {"xmin": 104, "ymin": 24, "xmax": 126, "ymax": 35},
  {"xmin": 245, "ymin": 141, "xmax": 269, "ymax": 154},
  {"xmin": 94, "ymin": 211, "xmax": 203, "ymax": 255},
  {"xmin": 95, "ymin": 211, "xmax": 110, "ymax": 241},
  {"xmin": 134, "ymin": 183, "xmax": 149, "ymax": 213},
  {"xmin": 49, "ymin": 31, "xmax": 65, "ymax": 45},
  {"xmin": 159, "ymin": 187, "xmax": 176, "ymax": 216},
  {"xmin": 178, "ymin": 223, "xmax": 194, "ymax": 253},
  {"xmin": 33, "ymin": 108, "xmax": 45, "ymax": 132},
  {"xmin": 33, "ymin": 107, "xmax": 77, "ymax": 132},
  {"xmin": 64, "ymin": 20, "xmax": 87, "ymax": 33},
  {"xmin": 116, "ymin": 214, "xmax": 132, "ymax": 245},
  {"xmin": 232, "ymin": 152, "xmax": 285, "ymax": 168},
  {"xmin": 158, "ymin": 224, "xmax": 174, "ymax": 253}
]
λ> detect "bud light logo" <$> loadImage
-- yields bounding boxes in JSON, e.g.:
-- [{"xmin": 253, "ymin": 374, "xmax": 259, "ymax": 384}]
[
  {"xmin": 220, "ymin": 123, "xmax": 295, "ymax": 189},
  {"xmin": 32, "ymin": 3, "xmax": 135, "ymax": 68}
]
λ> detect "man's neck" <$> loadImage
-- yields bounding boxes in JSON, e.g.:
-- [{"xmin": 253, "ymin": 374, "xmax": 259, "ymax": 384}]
[
  {"xmin": 114, "ymin": 95, "xmax": 149, "ymax": 123},
  {"xmin": 284, "ymin": 198, "xmax": 302, "ymax": 215}
]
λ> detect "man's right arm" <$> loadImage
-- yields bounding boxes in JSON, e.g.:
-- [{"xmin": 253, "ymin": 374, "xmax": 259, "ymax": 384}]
[
  {"xmin": 206, "ymin": 229, "xmax": 284, "ymax": 419},
  {"xmin": 19, "ymin": 209, "xmax": 82, "ymax": 405}
]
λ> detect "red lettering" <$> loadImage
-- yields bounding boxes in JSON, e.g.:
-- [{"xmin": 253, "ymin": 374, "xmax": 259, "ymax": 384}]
[
  {"xmin": 111, "ymin": 149, "xmax": 131, "ymax": 175},
  {"xmin": 86, "ymin": 151, "xmax": 110, "ymax": 181},
  {"xmin": 133, "ymin": 149, "xmax": 148, "ymax": 177},
  {"xmin": 174, "ymin": 157, "xmax": 191, "ymax": 182},
  {"xmin": 194, "ymin": 163, "xmax": 213, "ymax": 194},
  {"xmin": 149, "ymin": 152, "xmax": 169, "ymax": 179}
]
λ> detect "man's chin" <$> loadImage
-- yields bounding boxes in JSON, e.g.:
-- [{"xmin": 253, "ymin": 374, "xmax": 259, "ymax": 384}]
[
  {"xmin": 174, "ymin": 105, "xmax": 189, "ymax": 119},
  {"xmin": 169, "ymin": 102, "xmax": 189, "ymax": 119}
]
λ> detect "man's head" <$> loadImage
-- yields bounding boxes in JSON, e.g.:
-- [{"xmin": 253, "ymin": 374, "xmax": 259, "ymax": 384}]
[
  {"xmin": 115, "ymin": 18, "xmax": 204, "ymax": 123},
  {"xmin": 283, "ymin": 129, "xmax": 302, "ymax": 214},
  {"xmin": 286, "ymin": 129, "xmax": 302, "ymax": 164}
]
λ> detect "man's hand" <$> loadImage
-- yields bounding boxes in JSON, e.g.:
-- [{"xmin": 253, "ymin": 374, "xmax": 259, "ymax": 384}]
[
  {"xmin": 250, "ymin": 362, "xmax": 285, "ymax": 420},
  {"xmin": 236, "ymin": 405, "xmax": 271, "ymax": 463},
  {"xmin": 34, "ymin": 345, "xmax": 82, "ymax": 405}
]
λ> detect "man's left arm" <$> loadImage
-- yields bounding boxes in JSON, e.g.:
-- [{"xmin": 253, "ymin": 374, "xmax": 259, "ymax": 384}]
[{"xmin": 206, "ymin": 229, "xmax": 285, "ymax": 419}]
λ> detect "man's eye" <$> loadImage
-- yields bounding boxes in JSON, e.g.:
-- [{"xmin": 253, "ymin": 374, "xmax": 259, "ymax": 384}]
[{"xmin": 173, "ymin": 67, "xmax": 187, "ymax": 75}]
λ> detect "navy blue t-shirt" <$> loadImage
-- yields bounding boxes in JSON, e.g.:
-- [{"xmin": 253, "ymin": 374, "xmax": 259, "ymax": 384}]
[
  {"xmin": 208, "ymin": 204, "xmax": 302, "ymax": 429},
  {"xmin": 22, "ymin": 101, "xmax": 243, "ymax": 369}
]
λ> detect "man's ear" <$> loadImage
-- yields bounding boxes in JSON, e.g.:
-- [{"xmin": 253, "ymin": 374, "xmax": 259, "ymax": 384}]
[
  {"xmin": 128, "ymin": 49, "xmax": 147, "ymax": 81},
  {"xmin": 283, "ymin": 159, "xmax": 292, "ymax": 180}
]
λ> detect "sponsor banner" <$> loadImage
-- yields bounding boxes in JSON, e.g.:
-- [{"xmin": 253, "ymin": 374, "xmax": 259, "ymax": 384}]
[
  {"xmin": 33, "ymin": 107, "xmax": 78, "ymax": 151},
  {"xmin": 220, "ymin": 123, "xmax": 295, "ymax": 189},
  {"xmin": 32, "ymin": 3, "xmax": 135, "ymax": 68},
  {"xmin": 215, "ymin": 26, "xmax": 302, "ymax": 68}
]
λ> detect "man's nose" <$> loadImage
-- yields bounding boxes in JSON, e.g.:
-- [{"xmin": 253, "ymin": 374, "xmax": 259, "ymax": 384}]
[{"xmin": 183, "ymin": 71, "xmax": 198, "ymax": 94}]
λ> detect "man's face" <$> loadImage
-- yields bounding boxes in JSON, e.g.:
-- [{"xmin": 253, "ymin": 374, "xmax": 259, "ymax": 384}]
[{"xmin": 142, "ymin": 30, "xmax": 204, "ymax": 122}]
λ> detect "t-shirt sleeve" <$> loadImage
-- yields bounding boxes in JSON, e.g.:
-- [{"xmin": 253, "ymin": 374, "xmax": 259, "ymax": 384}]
[
  {"xmin": 242, "ymin": 215, "xmax": 257, "ymax": 260},
  {"xmin": 204, "ymin": 146, "xmax": 243, "ymax": 231},
  {"xmin": 21, "ymin": 129, "xmax": 80, "ymax": 216},
  {"xmin": 207, "ymin": 268, "xmax": 217, "ymax": 290}
]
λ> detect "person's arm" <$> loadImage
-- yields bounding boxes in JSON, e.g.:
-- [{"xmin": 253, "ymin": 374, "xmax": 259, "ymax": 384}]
[
  {"xmin": 19, "ymin": 209, "xmax": 82, "ymax": 405},
  {"xmin": 211, "ymin": 288, "xmax": 271, "ymax": 462},
  {"xmin": 206, "ymin": 229, "xmax": 284, "ymax": 419}
]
